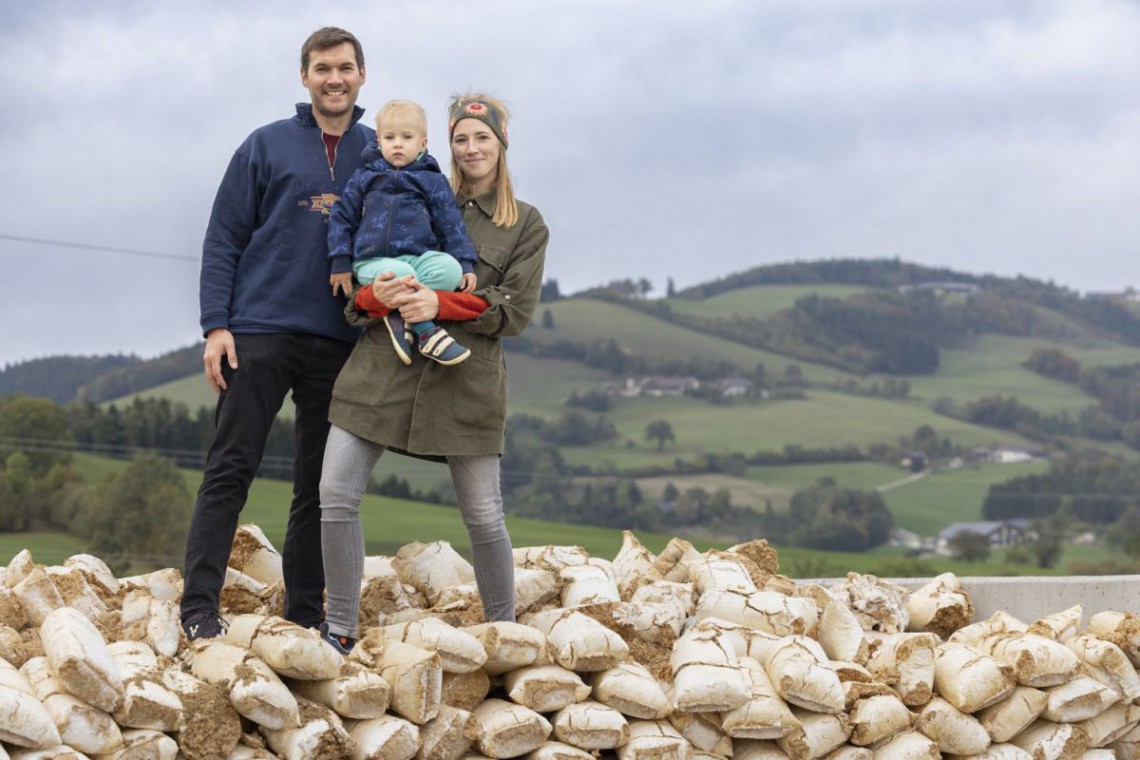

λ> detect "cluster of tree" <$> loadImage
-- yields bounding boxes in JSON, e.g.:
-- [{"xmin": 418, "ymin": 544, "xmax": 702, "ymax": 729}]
[
  {"xmin": 676, "ymin": 258, "xmax": 980, "ymax": 300},
  {"xmin": 366, "ymin": 474, "xmax": 445, "ymax": 505},
  {"xmin": 940, "ymin": 394, "xmax": 1140, "ymax": 451},
  {"xmin": 0, "ymin": 354, "xmax": 138, "ymax": 405},
  {"xmin": 677, "ymin": 259, "xmax": 1140, "ymax": 349},
  {"xmin": 781, "ymin": 479, "xmax": 894, "ymax": 552},
  {"xmin": 645, "ymin": 262, "xmax": 1140, "ymax": 382},
  {"xmin": 824, "ymin": 377, "xmax": 912, "ymax": 399},
  {"xmin": 1079, "ymin": 364, "xmax": 1140, "ymax": 424},
  {"xmin": 0, "ymin": 451, "xmax": 192, "ymax": 573},
  {"xmin": 578, "ymin": 278, "xmax": 655, "ymax": 300},
  {"xmin": 1021, "ymin": 350, "xmax": 1140, "ymax": 429},
  {"xmin": 0, "ymin": 394, "xmax": 297, "ymax": 480},
  {"xmin": 0, "ymin": 344, "xmax": 207, "ymax": 406},
  {"xmin": 509, "ymin": 411, "xmax": 619, "ymax": 447},
  {"xmin": 75, "ymin": 344, "xmax": 204, "ymax": 403},
  {"xmin": 0, "ymin": 399, "xmax": 192, "ymax": 571},
  {"xmin": 539, "ymin": 278, "xmax": 562, "ymax": 303},
  {"xmin": 1023, "ymin": 348, "xmax": 1081, "ymax": 383},
  {"xmin": 565, "ymin": 390, "xmax": 612, "ymax": 412},
  {"xmin": 983, "ymin": 455, "xmax": 1140, "ymax": 526}
]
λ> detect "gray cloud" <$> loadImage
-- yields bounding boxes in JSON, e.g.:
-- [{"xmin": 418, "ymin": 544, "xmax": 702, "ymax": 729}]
[{"xmin": 1, "ymin": 0, "xmax": 1137, "ymax": 367}]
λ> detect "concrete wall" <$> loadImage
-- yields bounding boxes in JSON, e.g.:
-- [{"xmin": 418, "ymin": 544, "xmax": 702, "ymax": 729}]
[{"xmin": 810, "ymin": 575, "xmax": 1140, "ymax": 623}]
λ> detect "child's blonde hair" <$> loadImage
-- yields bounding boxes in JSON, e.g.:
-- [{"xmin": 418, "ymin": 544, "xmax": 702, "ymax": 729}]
[
  {"xmin": 447, "ymin": 93, "xmax": 518, "ymax": 229},
  {"xmin": 375, "ymin": 99, "xmax": 428, "ymax": 134}
]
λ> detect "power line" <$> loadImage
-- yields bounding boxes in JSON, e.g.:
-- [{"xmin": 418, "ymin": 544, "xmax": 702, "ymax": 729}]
[{"xmin": 0, "ymin": 233, "xmax": 197, "ymax": 264}]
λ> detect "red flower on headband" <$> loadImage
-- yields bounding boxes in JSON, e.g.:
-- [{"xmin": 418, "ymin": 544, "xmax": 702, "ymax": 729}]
[{"xmin": 465, "ymin": 102, "xmax": 487, "ymax": 114}]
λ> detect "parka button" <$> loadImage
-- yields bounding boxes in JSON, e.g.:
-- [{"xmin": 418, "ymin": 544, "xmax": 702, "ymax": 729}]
[{"xmin": 505, "ymin": 294, "xmax": 511, "ymax": 300}]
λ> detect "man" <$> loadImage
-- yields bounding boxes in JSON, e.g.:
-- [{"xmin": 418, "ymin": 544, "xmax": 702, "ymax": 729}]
[{"xmin": 182, "ymin": 27, "xmax": 374, "ymax": 639}]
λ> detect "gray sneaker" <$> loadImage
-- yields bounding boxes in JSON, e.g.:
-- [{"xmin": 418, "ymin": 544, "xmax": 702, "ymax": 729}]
[{"xmin": 319, "ymin": 622, "xmax": 356, "ymax": 655}]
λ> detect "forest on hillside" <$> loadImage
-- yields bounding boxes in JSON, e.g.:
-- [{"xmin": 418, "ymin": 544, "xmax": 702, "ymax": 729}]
[{"xmin": 4, "ymin": 259, "xmax": 1140, "ymax": 568}]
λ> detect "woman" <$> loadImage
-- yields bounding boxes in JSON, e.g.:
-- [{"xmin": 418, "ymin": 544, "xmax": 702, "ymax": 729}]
[{"xmin": 318, "ymin": 94, "xmax": 549, "ymax": 653}]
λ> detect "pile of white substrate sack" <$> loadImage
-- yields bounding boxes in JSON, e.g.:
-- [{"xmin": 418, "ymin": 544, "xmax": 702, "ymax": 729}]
[{"xmin": 3, "ymin": 525, "xmax": 1140, "ymax": 760}]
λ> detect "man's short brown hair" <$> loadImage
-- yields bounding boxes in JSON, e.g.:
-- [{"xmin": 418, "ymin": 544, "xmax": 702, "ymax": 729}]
[{"xmin": 301, "ymin": 27, "xmax": 364, "ymax": 72}]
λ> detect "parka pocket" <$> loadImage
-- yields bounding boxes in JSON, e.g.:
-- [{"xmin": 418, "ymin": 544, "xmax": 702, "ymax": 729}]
[
  {"xmin": 331, "ymin": 332, "xmax": 401, "ymax": 408},
  {"xmin": 449, "ymin": 355, "xmax": 505, "ymax": 430}
]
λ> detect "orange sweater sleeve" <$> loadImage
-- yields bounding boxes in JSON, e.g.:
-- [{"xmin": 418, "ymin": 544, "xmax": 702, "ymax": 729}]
[
  {"xmin": 354, "ymin": 287, "xmax": 392, "ymax": 317},
  {"xmin": 354, "ymin": 288, "xmax": 488, "ymax": 321},
  {"xmin": 437, "ymin": 291, "xmax": 489, "ymax": 321}
]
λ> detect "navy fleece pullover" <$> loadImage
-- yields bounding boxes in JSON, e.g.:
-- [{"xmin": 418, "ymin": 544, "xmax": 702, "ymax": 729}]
[{"xmin": 199, "ymin": 103, "xmax": 376, "ymax": 344}]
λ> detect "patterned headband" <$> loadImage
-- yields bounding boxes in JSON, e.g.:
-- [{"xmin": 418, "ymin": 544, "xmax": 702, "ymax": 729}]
[{"xmin": 448, "ymin": 99, "xmax": 508, "ymax": 148}]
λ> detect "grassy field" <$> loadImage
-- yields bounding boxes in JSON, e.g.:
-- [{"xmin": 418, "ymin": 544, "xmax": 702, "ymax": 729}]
[
  {"xmin": 879, "ymin": 460, "xmax": 1051, "ymax": 536},
  {"xmin": 533, "ymin": 298, "xmax": 854, "ymax": 383},
  {"xmin": 557, "ymin": 390, "xmax": 1035, "ymax": 473},
  {"xmin": 108, "ymin": 373, "xmax": 235, "ymax": 416},
  {"xmin": 500, "ymin": 354, "xmax": 610, "ymax": 415},
  {"xmin": 2, "ymin": 453, "xmax": 1117, "ymax": 579},
  {"xmin": 773, "ymin": 541, "xmax": 1114, "ymax": 579},
  {"xmin": 0, "ymin": 531, "xmax": 90, "ymax": 567},
  {"xmin": 665, "ymin": 284, "xmax": 878, "ymax": 319},
  {"xmin": 905, "ymin": 334, "xmax": 1133, "ymax": 416},
  {"xmin": 630, "ymin": 473, "xmax": 795, "ymax": 512},
  {"xmin": 746, "ymin": 462, "xmax": 909, "ymax": 491}
]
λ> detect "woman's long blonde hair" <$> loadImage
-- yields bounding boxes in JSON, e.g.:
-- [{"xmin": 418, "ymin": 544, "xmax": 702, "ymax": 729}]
[{"xmin": 448, "ymin": 93, "xmax": 518, "ymax": 228}]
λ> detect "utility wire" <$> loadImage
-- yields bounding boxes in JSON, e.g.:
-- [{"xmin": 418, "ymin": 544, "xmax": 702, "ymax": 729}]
[
  {"xmin": 0, "ymin": 233, "xmax": 197, "ymax": 263},
  {"xmin": 0, "ymin": 435, "xmax": 581, "ymax": 484}
]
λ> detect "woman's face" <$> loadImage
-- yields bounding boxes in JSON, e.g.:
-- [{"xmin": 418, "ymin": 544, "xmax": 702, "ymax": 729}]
[{"xmin": 451, "ymin": 118, "xmax": 502, "ymax": 191}]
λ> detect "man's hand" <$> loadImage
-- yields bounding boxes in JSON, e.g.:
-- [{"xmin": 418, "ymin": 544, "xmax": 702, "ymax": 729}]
[
  {"xmin": 370, "ymin": 272, "xmax": 416, "ymax": 308},
  {"xmin": 393, "ymin": 279, "xmax": 441, "ymax": 323},
  {"xmin": 330, "ymin": 272, "xmax": 354, "ymax": 297},
  {"xmin": 203, "ymin": 328, "xmax": 238, "ymax": 395},
  {"xmin": 459, "ymin": 272, "xmax": 478, "ymax": 293}
]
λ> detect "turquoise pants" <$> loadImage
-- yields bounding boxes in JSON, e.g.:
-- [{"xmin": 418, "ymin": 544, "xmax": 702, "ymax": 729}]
[{"xmin": 353, "ymin": 251, "xmax": 462, "ymax": 291}]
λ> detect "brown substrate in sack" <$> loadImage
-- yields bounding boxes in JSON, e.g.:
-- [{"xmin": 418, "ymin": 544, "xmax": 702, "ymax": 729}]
[
  {"xmin": 576, "ymin": 602, "xmax": 676, "ymax": 682},
  {"xmin": 121, "ymin": 674, "xmax": 182, "ymax": 728},
  {"xmin": 19, "ymin": 627, "xmax": 44, "ymax": 660},
  {"xmin": 434, "ymin": 601, "xmax": 486, "ymax": 629},
  {"xmin": 729, "ymin": 538, "xmax": 781, "ymax": 576},
  {"xmin": 176, "ymin": 679, "xmax": 242, "ymax": 759},
  {"xmin": 94, "ymin": 612, "xmax": 122, "ymax": 642},
  {"xmin": 297, "ymin": 697, "xmax": 356, "ymax": 760},
  {"xmin": 220, "ymin": 586, "xmax": 265, "ymax": 615},
  {"xmin": 0, "ymin": 590, "xmax": 26, "ymax": 629},
  {"xmin": 228, "ymin": 530, "xmax": 266, "ymax": 573},
  {"xmin": 359, "ymin": 578, "xmax": 411, "ymax": 621},
  {"xmin": 924, "ymin": 603, "xmax": 973, "ymax": 641}
]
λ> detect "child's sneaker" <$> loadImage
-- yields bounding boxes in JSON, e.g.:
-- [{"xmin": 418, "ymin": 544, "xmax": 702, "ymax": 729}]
[
  {"xmin": 419, "ymin": 327, "xmax": 471, "ymax": 366},
  {"xmin": 384, "ymin": 313, "xmax": 415, "ymax": 365},
  {"xmin": 319, "ymin": 622, "xmax": 355, "ymax": 655}
]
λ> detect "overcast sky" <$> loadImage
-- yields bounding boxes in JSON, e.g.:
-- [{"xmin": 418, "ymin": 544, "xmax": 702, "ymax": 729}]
[{"xmin": 1, "ymin": 0, "xmax": 1138, "ymax": 368}]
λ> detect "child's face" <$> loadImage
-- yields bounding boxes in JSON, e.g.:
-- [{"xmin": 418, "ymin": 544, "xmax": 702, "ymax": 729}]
[{"xmin": 377, "ymin": 112, "xmax": 428, "ymax": 168}]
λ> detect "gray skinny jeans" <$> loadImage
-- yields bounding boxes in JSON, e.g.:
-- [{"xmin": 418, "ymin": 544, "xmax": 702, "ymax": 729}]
[{"xmin": 320, "ymin": 424, "xmax": 515, "ymax": 637}]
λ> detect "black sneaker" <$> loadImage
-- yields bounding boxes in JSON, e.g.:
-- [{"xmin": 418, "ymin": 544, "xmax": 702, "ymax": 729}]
[
  {"xmin": 319, "ymin": 622, "xmax": 356, "ymax": 655},
  {"xmin": 182, "ymin": 610, "xmax": 227, "ymax": 641}
]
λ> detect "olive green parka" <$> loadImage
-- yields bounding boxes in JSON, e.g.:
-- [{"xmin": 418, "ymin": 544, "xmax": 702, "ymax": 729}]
[{"xmin": 328, "ymin": 192, "xmax": 548, "ymax": 456}]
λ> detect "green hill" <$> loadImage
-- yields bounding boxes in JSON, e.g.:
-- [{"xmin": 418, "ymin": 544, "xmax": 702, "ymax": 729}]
[{"xmin": 8, "ymin": 259, "xmax": 1140, "ymax": 550}]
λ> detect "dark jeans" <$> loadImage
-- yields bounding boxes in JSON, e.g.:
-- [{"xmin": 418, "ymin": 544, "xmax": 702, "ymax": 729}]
[{"xmin": 181, "ymin": 332, "xmax": 354, "ymax": 629}]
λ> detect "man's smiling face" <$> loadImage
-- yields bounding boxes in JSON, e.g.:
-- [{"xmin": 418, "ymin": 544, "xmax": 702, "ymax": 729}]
[{"xmin": 301, "ymin": 42, "xmax": 365, "ymax": 122}]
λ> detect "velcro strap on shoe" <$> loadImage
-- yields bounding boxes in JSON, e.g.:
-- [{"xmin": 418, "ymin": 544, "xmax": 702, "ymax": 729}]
[{"xmin": 422, "ymin": 331, "xmax": 454, "ymax": 357}]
